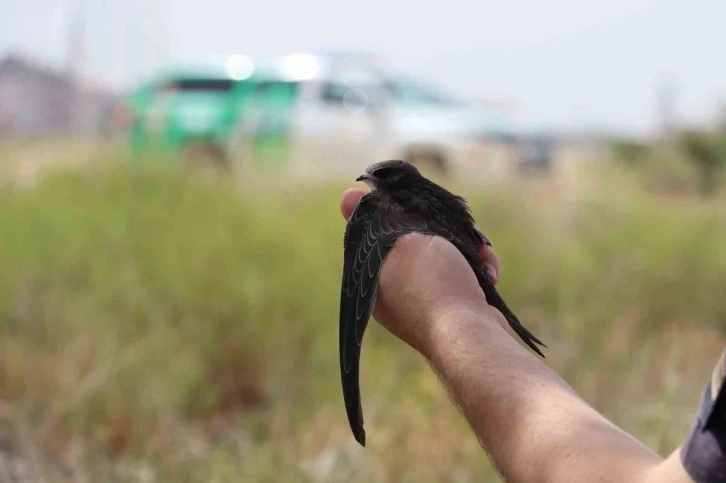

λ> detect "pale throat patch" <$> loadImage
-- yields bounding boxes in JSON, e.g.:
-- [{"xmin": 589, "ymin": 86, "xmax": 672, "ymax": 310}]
[
  {"xmin": 362, "ymin": 179, "xmax": 378, "ymax": 190},
  {"xmin": 712, "ymin": 348, "xmax": 726, "ymax": 401}
]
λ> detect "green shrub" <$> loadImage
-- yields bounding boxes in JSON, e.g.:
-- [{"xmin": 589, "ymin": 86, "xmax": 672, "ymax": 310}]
[{"xmin": 678, "ymin": 129, "xmax": 726, "ymax": 197}]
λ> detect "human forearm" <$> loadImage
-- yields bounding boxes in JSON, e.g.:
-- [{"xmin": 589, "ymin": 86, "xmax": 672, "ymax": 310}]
[{"xmin": 426, "ymin": 307, "xmax": 667, "ymax": 483}]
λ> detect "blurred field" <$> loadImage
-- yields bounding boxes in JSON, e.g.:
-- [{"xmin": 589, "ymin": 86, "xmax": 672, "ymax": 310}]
[
  {"xmin": 0, "ymin": 140, "xmax": 121, "ymax": 190},
  {"xmin": 1, "ymin": 150, "xmax": 725, "ymax": 482}
]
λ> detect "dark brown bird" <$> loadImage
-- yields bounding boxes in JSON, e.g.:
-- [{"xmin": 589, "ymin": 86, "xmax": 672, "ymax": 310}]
[{"xmin": 339, "ymin": 160, "xmax": 546, "ymax": 446}]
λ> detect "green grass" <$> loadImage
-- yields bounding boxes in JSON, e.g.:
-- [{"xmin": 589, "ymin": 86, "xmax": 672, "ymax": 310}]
[{"xmin": 0, "ymin": 162, "xmax": 725, "ymax": 482}]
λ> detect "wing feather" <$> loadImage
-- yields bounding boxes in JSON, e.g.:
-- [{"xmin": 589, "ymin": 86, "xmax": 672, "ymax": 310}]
[{"xmin": 339, "ymin": 194, "xmax": 429, "ymax": 446}]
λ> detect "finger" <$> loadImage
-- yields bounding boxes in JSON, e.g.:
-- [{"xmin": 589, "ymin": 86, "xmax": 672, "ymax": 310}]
[
  {"xmin": 480, "ymin": 244, "xmax": 500, "ymax": 285},
  {"xmin": 340, "ymin": 188, "xmax": 367, "ymax": 220}
]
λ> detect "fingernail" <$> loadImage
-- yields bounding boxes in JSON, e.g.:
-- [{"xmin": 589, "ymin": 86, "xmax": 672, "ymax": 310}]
[{"xmin": 488, "ymin": 265, "xmax": 498, "ymax": 282}]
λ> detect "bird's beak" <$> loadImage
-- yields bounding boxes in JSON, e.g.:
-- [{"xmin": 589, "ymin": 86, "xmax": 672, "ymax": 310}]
[{"xmin": 356, "ymin": 173, "xmax": 377, "ymax": 189}]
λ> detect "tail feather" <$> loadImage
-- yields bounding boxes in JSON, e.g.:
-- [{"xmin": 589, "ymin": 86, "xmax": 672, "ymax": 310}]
[
  {"xmin": 507, "ymin": 314, "xmax": 546, "ymax": 358},
  {"xmin": 478, "ymin": 271, "xmax": 547, "ymax": 358},
  {"xmin": 341, "ymin": 362, "xmax": 367, "ymax": 446}
]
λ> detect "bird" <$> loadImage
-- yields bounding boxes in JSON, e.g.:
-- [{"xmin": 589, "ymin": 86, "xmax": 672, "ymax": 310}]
[{"xmin": 339, "ymin": 159, "xmax": 546, "ymax": 447}]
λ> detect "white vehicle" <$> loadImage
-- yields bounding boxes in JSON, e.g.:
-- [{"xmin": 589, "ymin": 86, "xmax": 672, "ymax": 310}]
[{"xmin": 229, "ymin": 52, "xmax": 550, "ymax": 179}]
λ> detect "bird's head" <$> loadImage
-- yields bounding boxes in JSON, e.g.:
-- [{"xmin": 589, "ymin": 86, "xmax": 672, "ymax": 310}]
[{"xmin": 356, "ymin": 160, "xmax": 422, "ymax": 191}]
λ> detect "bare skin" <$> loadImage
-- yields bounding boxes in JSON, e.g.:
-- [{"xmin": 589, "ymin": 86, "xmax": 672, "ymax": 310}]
[{"xmin": 340, "ymin": 188, "xmax": 693, "ymax": 483}]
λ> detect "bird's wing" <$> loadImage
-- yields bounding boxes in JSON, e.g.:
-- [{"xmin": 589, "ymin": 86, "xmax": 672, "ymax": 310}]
[{"xmin": 340, "ymin": 196, "xmax": 429, "ymax": 446}]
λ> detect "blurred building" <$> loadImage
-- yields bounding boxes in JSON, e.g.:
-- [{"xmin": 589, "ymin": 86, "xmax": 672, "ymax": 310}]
[{"xmin": 0, "ymin": 54, "xmax": 118, "ymax": 139}]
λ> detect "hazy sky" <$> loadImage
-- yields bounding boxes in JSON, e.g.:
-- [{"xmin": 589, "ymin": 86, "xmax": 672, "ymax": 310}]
[{"xmin": 1, "ymin": 0, "xmax": 724, "ymax": 135}]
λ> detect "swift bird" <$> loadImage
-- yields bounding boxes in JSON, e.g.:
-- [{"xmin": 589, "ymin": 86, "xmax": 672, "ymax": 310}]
[{"xmin": 339, "ymin": 160, "xmax": 546, "ymax": 446}]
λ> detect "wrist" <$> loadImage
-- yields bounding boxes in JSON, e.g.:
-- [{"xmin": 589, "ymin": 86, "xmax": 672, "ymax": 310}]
[{"xmin": 420, "ymin": 301, "xmax": 505, "ymax": 361}]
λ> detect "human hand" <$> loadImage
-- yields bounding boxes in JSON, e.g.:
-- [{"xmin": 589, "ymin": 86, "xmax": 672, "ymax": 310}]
[{"xmin": 340, "ymin": 188, "xmax": 506, "ymax": 357}]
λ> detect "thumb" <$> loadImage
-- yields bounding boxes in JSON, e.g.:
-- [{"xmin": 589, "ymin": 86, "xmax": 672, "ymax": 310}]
[{"xmin": 340, "ymin": 189, "xmax": 367, "ymax": 220}]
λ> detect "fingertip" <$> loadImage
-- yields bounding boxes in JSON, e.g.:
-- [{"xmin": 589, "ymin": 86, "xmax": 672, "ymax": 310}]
[
  {"xmin": 487, "ymin": 265, "xmax": 499, "ymax": 285},
  {"xmin": 480, "ymin": 244, "xmax": 500, "ymax": 285},
  {"xmin": 341, "ymin": 188, "xmax": 366, "ymax": 220}
]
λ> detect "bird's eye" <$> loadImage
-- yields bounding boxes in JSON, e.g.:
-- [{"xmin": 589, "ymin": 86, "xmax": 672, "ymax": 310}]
[{"xmin": 375, "ymin": 168, "xmax": 393, "ymax": 179}]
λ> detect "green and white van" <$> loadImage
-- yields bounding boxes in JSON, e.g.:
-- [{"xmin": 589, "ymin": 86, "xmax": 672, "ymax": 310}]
[{"xmin": 122, "ymin": 52, "xmax": 551, "ymax": 178}]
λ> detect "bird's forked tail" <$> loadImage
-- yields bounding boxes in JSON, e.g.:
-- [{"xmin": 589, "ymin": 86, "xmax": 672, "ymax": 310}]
[{"xmin": 483, "ymin": 284, "xmax": 546, "ymax": 358}]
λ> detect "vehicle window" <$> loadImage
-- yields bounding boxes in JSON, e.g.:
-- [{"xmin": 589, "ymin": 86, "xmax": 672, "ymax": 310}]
[
  {"xmin": 166, "ymin": 78, "xmax": 236, "ymax": 92},
  {"xmin": 321, "ymin": 82, "xmax": 349, "ymax": 103},
  {"xmin": 320, "ymin": 67, "xmax": 381, "ymax": 106},
  {"xmin": 321, "ymin": 82, "xmax": 376, "ymax": 114},
  {"xmin": 385, "ymin": 79, "xmax": 455, "ymax": 105}
]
